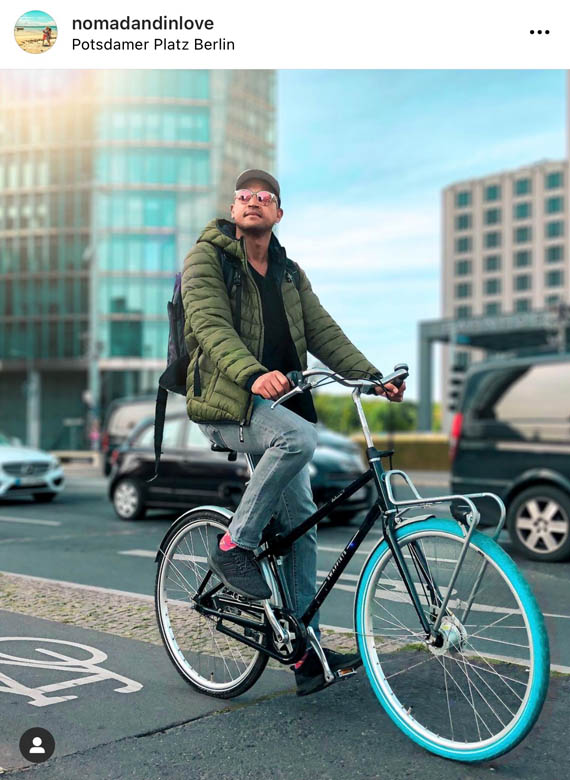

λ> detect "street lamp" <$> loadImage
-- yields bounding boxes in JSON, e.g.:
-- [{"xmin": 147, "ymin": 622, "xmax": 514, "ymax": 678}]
[{"xmin": 82, "ymin": 244, "xmax": 101, "ymax": 450}]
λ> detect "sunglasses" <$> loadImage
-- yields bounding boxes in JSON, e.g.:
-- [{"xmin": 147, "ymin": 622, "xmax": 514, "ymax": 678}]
[{"xmin": 234, "ymin": 189, "xmax": 278, "ymax": 206}]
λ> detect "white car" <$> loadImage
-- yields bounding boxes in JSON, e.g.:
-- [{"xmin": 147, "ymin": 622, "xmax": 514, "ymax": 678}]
[{"xmin": 0, "ymin": 433, "xmax": 65, "ymax": 503}]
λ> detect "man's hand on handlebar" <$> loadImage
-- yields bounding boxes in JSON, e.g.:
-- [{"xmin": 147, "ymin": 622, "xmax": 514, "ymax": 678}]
[
  {"xmin": 373, "ymin": 381, "xmax": 406, "ymax": 402},
  {"xmin": 251, "ymin": 370, "xmax": 292, "ymax": 400}
]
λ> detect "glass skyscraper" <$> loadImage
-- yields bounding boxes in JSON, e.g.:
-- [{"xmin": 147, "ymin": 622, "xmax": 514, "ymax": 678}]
[{"xmin": 0, "ymin": 70, "xmax": 276, "ymax": 449}]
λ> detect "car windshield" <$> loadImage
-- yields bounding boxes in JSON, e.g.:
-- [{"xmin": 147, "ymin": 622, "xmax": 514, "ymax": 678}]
[
  {"xmin": 0, "ymin": 433, "xmax": 11, "ymax": 445},
  {"xmin": 106, "ymin": 402, "xmax": 157, "ymax": 437}
]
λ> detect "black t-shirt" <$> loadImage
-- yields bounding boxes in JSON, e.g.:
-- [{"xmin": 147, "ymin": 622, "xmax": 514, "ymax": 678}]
[{"xmin": 248, "ymin": 261, "xmax": 317, "ymax": 424}]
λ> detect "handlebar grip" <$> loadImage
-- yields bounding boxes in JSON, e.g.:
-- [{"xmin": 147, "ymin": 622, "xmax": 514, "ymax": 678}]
[
  {"xmin": 285, "ymin": 370, "xmax": 304, "ymax": 388},
  {"xmin": 390, "ymin": 363, "xmax": 409, "ymax": 389}
]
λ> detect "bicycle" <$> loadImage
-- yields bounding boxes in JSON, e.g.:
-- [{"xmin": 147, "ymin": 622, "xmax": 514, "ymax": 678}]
[{"xmin": 154, "ymin": 364, "xmax": 550, "ymax": 762}]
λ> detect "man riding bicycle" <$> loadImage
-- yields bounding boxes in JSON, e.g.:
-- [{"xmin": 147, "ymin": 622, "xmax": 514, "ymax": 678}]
[{"xmin": 181, "ymin": 169, "xmax": 406, "ymax": 695}]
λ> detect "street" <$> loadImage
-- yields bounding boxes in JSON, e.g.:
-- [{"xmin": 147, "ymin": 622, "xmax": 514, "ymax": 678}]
[
  {"xmin": 0, "ymin": 470, "xmax": 568, "ymax": 775},
  {"xmin": 1, "ymin": 471, "xmax": 569, "ymax": 668}
]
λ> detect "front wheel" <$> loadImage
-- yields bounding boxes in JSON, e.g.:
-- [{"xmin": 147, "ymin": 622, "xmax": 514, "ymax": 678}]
[{"xmin": 355, "ymin": 518, "xmax": 550, "ymax": 762}]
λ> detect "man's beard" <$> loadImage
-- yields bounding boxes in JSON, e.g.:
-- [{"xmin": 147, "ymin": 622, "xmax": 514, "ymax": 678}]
[{"xmin": 236, "ymin": 220, "xmax": 270, "ymax": 237}]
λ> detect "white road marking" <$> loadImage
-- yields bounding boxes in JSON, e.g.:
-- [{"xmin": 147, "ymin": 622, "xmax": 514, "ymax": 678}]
[
  {"xmin": 0, "ymin": 516, "xmax": 61, "ymax": 527},
  {"xmin": 3, "ymin": 570, "xmax": 568, "ymax": 674},
  {"xmin": 116, "ymin": 549, "xmax": 570, "ymax": 623},
  {"xmin": 0, "ymin": 637, "xmax": 142, "ymax": 706}
]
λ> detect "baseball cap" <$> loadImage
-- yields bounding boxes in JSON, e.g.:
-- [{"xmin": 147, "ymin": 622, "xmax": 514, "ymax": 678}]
[{"xmin": 235, "ymin": 169, "xmax": 281, "ymax": 206}]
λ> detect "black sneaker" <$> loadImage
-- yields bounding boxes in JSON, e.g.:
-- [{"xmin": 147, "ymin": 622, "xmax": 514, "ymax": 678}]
[
  {"xmin": 294, "ymin": 647, "xmax": 362, "ymax": 697},
  {"xmin": 208, "ymin": 535, "xmax": 271, "ymax": 601}
]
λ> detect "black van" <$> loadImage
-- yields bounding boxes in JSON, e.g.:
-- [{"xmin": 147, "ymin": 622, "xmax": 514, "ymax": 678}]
[{"xmin": 450, "ymin": 352, "xmax": 570, "ymax": 562}]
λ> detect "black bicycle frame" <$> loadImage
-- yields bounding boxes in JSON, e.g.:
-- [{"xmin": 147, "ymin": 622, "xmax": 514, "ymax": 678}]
[{"xmin": 258, "ymin": 445, "xmax": 435, "ymax": 638}]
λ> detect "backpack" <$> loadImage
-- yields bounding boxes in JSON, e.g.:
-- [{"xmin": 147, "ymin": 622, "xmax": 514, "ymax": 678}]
[{"xmin": 148, "ymin": 247, "xmax": 300, "ymax": 480}]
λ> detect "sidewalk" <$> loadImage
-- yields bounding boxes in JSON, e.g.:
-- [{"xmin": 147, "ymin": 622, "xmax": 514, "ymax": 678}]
[{"xmin": 1, "ymin": 572, "xmax": 567, "ymax": 778}]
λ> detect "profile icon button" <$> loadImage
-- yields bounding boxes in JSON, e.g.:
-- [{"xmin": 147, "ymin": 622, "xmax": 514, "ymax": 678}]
[{"xmin": 19, "ymin": 728, "xmax": 55, "ymax": 763}]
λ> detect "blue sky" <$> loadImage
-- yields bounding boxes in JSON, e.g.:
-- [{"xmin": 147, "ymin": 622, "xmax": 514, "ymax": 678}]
[
  {"xmin": 16, "ymin": 10, "xmax": 56, "ymax": 27},
  {"xmin": 276, "ymin": 70, "xmax": 567, "ymax": 401}
]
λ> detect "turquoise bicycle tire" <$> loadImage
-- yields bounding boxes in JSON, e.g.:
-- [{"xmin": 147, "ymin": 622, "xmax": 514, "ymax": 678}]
[{"xmin": 354, "ymin": 518, "xmax": 550, "ymax": 762}]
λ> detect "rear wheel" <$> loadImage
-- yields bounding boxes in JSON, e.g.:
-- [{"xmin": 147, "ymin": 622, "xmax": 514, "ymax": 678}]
[
  {"xmin": 155, "ymin": 509, "xmax": 268, "ymax": 698},
  {"xmin": 355, "ymin": 518, "xmax": 549, "ymax": 762},
  {"xmin": 507, "ymin": 485, "xmax": 570, "ymax": 562},
  {"xmin": 112, "ymin": 478, "xmax": 146, "ymax": 521}
]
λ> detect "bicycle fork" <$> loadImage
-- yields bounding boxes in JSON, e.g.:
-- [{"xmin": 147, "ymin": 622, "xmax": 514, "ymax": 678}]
[{"xmin": 382, "ymin": 512, "xmax": 434, "ymax": 638}]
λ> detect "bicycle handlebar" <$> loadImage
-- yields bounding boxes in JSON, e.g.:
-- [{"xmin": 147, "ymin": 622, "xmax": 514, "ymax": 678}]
[{"xmin": 270, "ymin": 363, "xmax": 409, "ymax": 409}]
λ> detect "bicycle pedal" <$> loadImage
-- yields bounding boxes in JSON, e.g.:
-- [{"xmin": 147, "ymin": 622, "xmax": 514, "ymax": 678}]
[{"xmin": 335, "ymin": 667, "xmax": 357, "ymax": 680}]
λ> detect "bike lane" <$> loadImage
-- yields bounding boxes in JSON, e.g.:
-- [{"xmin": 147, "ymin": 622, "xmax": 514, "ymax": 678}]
[{"xmin": 0, "ymin": 610, "xmax": 293, "ymax": 772}]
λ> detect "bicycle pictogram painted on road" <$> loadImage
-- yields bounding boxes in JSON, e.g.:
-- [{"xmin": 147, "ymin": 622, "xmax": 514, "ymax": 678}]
[{"xmin": 0, "ymin": 637, "xmax": 143, "ymax": 707}]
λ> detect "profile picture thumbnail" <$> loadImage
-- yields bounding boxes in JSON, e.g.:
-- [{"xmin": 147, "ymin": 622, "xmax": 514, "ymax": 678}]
[{"xmin": 14, "ymin": 10, "xmax": 57, "ymax": 54}]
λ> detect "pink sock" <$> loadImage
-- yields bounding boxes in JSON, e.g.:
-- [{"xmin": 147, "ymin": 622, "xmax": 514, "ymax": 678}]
[
  {"xmin": 219, "ymin": 532, "xmax": 238, "ymax": 551},
  {"xmin": 294, "ymin": 651, "xmax": 309, "ymax": 670}
]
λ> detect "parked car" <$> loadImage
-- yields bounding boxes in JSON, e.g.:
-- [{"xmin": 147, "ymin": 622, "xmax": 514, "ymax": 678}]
[
  {"xmin": 100, "ymin": 393, "xmax": 186, "ymax": 476},
  {"xmin": 108, "ymin": 414, "xmax": 371, "ymax": 523},
  {"xmin": 0, "ymin": 432, "xmax": 64, "ymax": 503},
  {"xmin": 450, "ymin": 352, "xmax": 570, "ymax": 562}
]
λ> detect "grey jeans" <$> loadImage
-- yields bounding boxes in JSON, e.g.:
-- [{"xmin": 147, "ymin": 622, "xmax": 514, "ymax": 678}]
[{"xmin": 198, "ymin": 394, "xmax": 320, "ymax": 638}]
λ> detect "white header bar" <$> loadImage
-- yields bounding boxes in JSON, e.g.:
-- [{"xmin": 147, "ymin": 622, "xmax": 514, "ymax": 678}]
[{"xmin": 2, "ymin": 0, "xmax": 569, "ymax": 69}]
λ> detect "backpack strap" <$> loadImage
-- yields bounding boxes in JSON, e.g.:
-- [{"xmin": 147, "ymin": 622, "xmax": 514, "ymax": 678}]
[{"xmin": 147, "ymin": 385, "xmax": 168, "ymax": 482}]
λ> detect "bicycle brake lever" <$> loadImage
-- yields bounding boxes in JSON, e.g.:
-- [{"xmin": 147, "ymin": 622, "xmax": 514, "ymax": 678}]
[{"xmin": 270, "ymin": 386, "xmax": 304, "ymax": 408}]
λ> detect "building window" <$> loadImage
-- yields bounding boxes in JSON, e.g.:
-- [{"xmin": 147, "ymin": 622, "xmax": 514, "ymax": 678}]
[
  {"xmin": 545, "ymin": 269, "xmax": 564, "ymax": 287},
  {"xmin": 546, "ymin": 220, "xmax": 564, "ymax": 238},
  {"xmin": 455, "ymin": 190, "xmax": 471, "ymax": 208},
  {"xmin": 514, "ymin": 202, "xmax": 532, "ymax": 220},
  {"xmin": 455, "ymin": 305, "xmax": 472, "ymax": 319},
  {"xmin": 455, "ymin": 282, "xmax": 472, "ymax": 299},
  {"xmin": 455, "ymin": 236, "xmax": 472, "ymax": 253},
  {"xmin": 453, "ymin": 350, "xmax": 470, "ymax": 370},
  {"xmin": 455, "ymin": 213, "xmax": 472, "ymax": 230},
  {"xmin": 546, "ymin": 196, "xmax": 564, "ymax": 214},
  {"xmin": 485, "ymin": 184, "xmax": 501, "ymax": 201},
  {"xmin": 514, "ymin": 250, "xmax": 531, "ymax": 267},
  {"xmin": 484, "ymin": 231, "xmax": 501, "ymax": 248},
  {"xmin": 484, "ymin": 208, "xmax": 501, "ymax": 225},
  {"xmin": 514, "ymin": 226, "xmax": 532, "ymax": 243},
  {"xmin": 484, "ymin": 278, "xmax": 501, "ymax": 295},
  {"xmin": 485, "ymin": 301, "xmax": 501, "ymax": 316},
  {"xmin": 546, "ymin": 294, "xmax": 560, "ymax": 307},
  {"xmin": 515, "ymin": 299, "xmax": 531, "ymax": 313},
  {"xmin": 484, "ymin": 254, "xmax": 501, "ymax": 272},
  {"xmin": 545, "ymin": 171, "xmax": 563, "ymax": 189},
  {"xmin": 514, "ymin": 178, "xmax": 531, "ymax": 196},
  {"xmin": 546, "ymin": 245, "xmax": 564, "ymax": 263},
  {"xmin": 514, "ymin": 274, "xmax": 531, "ymax": 291},
  {"xmin": 455, "ymin": 259, "xmax": 472, "ymax": 276}
]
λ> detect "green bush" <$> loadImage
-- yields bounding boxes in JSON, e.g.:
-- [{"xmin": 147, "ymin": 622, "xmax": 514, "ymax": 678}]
[{"xmin": 313, "ymin": 394, "xmax": 417, "ymax": 435}]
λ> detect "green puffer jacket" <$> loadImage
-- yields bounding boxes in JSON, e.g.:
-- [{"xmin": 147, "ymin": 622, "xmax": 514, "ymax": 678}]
[{"xmin": 181, "ymin": 218, "xmax": 382, "ymax": 427}]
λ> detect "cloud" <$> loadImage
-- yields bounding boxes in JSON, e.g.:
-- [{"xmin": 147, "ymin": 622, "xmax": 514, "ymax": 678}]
[{"xmin": 279, "ymin": 200, "xmax": 441, "ymax": 275}]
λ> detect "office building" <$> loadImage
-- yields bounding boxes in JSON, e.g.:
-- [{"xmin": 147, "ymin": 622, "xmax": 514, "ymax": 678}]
[
  {"xmin": 0, "ymin": 69, "xmax": 276, "ymax": 448},
  {"xmin": 437, "ymin": 158, "xmax": 569, "ymax": 430}
]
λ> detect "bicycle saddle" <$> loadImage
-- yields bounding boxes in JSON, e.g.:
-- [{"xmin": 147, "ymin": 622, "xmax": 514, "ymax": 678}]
[{"xmin": 210, "ymin": 443, "xmax": 237, "ymax": 461}]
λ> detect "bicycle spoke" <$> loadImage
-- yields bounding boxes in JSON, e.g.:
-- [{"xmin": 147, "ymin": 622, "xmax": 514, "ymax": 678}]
[
  {"xmin": 156, "ymin": 516, "xmax": 266, "ymax": 695},
  {"xmin": 359, "ymin": 526, "xmax": 544, "ymax": 754}
]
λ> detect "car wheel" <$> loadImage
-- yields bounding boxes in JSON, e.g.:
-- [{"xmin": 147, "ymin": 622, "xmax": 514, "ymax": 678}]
[
  {"xmin": 112, "ymin": 478, "xmax": 146, "ymax": 521},
  {"xmin": 507, "ymin": 485, "xmax": 570, "ymax": 562},
  {"xmin": 32, "ymin": 492, "xmax": 57, "ymax": 503}
]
